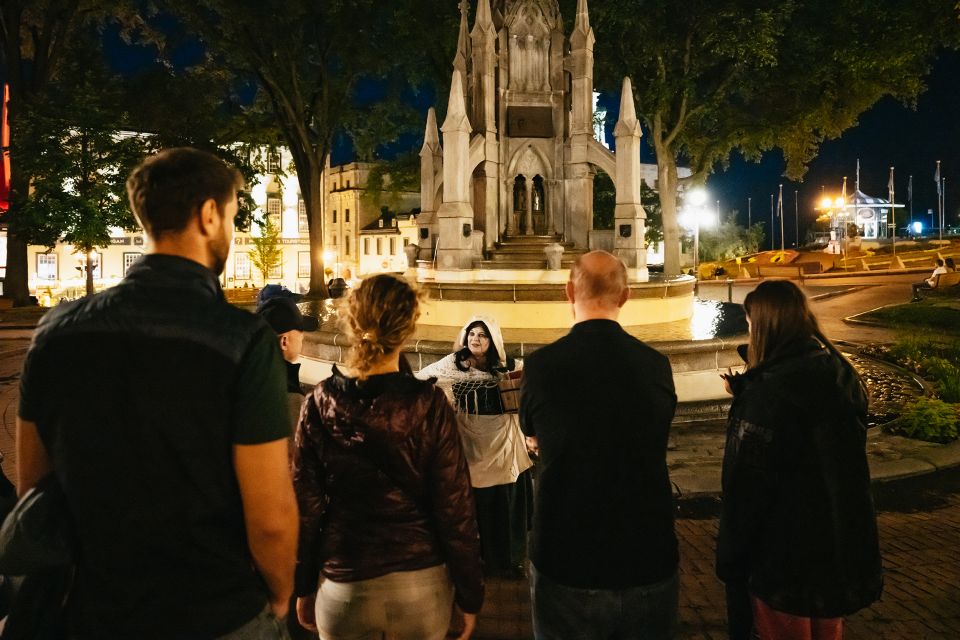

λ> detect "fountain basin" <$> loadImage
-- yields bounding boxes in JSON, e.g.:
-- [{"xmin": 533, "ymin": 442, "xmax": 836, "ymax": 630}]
[{"xmin": 417, "ymin": 274, "xmax": 697, "ymax": 329}]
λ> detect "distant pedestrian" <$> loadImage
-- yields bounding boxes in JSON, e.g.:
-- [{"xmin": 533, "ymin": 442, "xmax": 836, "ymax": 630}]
[
  {"xmin": 911, "ymin": 258, "xmax": 948, "ymax": 300},
  {"xmin": 520, "ymin": 251, "xmax": 679, "ymax": 640},
  {"xmin": 16, "ymin": 148, "xmax": 299, "ymax": 638},
  {"xmin": 293, "ymin": 273, "xmax": 483, "ymax": 640},
  {"xmin": 717, "ymin": 280, "xmax": 882, "ymax": 640},
  {"xmin": 257, "ymin": 296, "xmax": 319, "ymax": 427}
]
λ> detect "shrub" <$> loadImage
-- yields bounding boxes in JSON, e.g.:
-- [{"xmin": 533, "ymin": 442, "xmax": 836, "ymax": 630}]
[{"xmin": 883, "ymin": 397, "xmax": 959, "ymax": 443}]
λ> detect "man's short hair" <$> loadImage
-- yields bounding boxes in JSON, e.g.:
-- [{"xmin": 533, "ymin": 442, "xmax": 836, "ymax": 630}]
[
  {"xmin": 569, "ymin": 251, "xmax": 628, "ymax": 307},
  {"xmin": 126, "ymin": 147, "xmax": 244, "ymax": 239}
]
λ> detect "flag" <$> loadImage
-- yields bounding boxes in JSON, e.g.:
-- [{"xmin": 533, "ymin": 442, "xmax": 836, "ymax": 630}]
[
  {"xmin": 936, "ymin": 161, "xmax": 941, "ymax": 196},
  {"xmin": 908, "ymin": 175, "xmax": 913, "ymax": 202},
  {"xmin": 888, "ymin": 167, "xmax": 894, "ymax": 195},
  {"xmin": 856, "ymin": 159, "xmax": 860, "ymax": 192}
]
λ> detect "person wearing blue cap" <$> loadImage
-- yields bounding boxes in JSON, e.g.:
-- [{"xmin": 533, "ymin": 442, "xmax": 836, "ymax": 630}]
[{"xmin": 257, "ymin": 297, "xmax": 319, "ymax": 427}]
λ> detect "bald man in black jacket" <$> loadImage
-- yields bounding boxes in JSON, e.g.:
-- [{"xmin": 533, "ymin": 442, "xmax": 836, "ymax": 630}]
[{"xmin": 520, "ymin": 251, "xmax": 679, "ymax": 640}]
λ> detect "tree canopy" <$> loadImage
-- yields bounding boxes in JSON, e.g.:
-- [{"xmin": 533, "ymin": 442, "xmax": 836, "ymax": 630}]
[{"xmin": 590, "ymin": 0, "xmax": 959, "ymax": 274}]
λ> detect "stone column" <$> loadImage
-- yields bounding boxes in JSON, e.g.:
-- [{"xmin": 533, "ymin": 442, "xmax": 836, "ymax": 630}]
[
  {"xmin": 505, "ymin": 178, "xmax": 516, "ymax": 236},
  {"xmin": 435, "ymin": 69, "xmax": 477, "ymax": 269},
  {"xmin": 524, "ymin": 175, "xmax": 535, "ymax": 235},
  {"xmin": 613, "ymin": 76, "xmax": 648, "ymax": 281},
  {"xmin": 545, "ymin": 179, "xmax": 555, "ymax": 235}
]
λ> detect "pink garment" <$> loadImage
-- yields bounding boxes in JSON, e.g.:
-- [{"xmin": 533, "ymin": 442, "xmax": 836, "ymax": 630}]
[{"xmin": 751, "ymin": 596, "xmax": 843, "ymax": 640}]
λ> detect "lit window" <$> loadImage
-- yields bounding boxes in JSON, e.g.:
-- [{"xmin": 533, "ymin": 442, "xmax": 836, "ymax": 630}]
[
  {"xmin": 267, "ymin": 152, "xmax": 280, "ymax": 173},
  {"xmin": 298, "ymin": 252, "xmax": 310, "ymax": 278},
  {"xmin": 235, "ymin": 253, "xmax": 251, "ymax": 280},
  {"xmin": 123, "ymin": 252, "xmax": 142, "ymax": 275},
  {"xmin": 37, "ymin": 253, "xmax": 57, "ymax": 281},
  {"xmin": 298, "ymin": 199, "xmax": 309, "ymax": 234},
  {"xmin": 269, "ymin": 259, "xmax": 282, "ymax": 279},
  {"xmin": 266, "ymin": 197, "xmax": 282, "ymax": 231}
]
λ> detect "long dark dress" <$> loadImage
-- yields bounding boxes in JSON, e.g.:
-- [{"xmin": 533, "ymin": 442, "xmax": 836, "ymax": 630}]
[{"xmin": 452, "ymin": 378, "xmax": 533, "ymax": 576}]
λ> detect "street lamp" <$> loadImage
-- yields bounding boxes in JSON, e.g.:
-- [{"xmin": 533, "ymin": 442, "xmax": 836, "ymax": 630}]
[{"xmin": 681, "ymin": 188, "xmax": 714, "ymax": 279}]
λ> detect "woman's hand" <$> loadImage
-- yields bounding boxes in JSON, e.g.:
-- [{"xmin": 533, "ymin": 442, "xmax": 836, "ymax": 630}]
[
  {"xmin": 296, "ymin": 594, "xmax": 318, "ymax": 632},
  {"xmin": 525, "ymin": 436, "xmax": 539, "ymax": 456},
  {"xmin": 720, "ymin": 367, "xmax": 740, "ymax": 396},
  {"xmin": 457, "ymin": 612, "xmax": 478, "ymax": 639}
]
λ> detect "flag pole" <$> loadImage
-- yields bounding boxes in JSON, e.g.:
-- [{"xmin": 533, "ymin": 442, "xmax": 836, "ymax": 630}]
[
  {"xmin": 778, "ymin": 184, "xmax": 785, "ymax": 252},
  {"xmin": 889, "ymin": 167, "xmax": 896, "ymax": 257},
  {"xmin": 770, "ymin": 194, "xmax": 774, "ymax": 251},
  {"xmin": 794, "ymin": 190, "xmax": 799, "ymax": 248},
  {"xmin": 936, "ymin": 161, "xmax": 943, "ymax": 242}
]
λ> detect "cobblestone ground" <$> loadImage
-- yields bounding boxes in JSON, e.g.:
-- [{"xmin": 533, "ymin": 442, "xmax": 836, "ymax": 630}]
[{"xmin": 2, "ymin": 338, "xmax": 959, "ymax": 639}]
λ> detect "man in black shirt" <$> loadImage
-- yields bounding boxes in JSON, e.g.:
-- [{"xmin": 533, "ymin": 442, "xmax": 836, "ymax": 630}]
[
  {"xmin": 17, "ymin": 148, "xmax": 299, "ymax": 638},
  {"xmin": 520, "ymin": 251, "xmax": 679, "ymax": 639}
]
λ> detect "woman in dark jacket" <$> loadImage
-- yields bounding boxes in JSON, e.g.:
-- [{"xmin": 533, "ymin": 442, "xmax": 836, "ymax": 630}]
[
  {"xmin": 717, "ymin": 280, "xmax": 882, "ymax": 640},
  {"xmin": 293, "ymin": 274, "xmax": 483, "ymax": 640}
]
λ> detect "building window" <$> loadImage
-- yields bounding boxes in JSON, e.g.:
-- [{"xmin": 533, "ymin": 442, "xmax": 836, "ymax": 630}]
[
  {"xmin": 235, "ymin": 253, "xmax": 251, "ymax": 280},
  {"xmin": 376, "ymin": 238, "xmax": 382, "ymax": 255},
  {"xmin": 403, "ymin": 237, "xmax": 410, "ymax": 246},
  {"xmin": 37, "ymin": 253, "xmax": 58, "ymax": 281},
  {"xmin": 267, "ymin": 152, "xmax": 280, "ymax": 173},
  {"xmin": 123, "ymin": 252, "xmax": 142, "ymax": 275},
  {"xmin": 266, "ymin": 197, "xmax": 282, "ymax": 231},
  {"xmin": 298, "ymin": 198, "xmax": 309, "ymax": 234},
  {"xmin": 345, "ymin": 235, "xmax": 351, "ymax": 256},
  {"xmin": 345, "ymin": 209, "xmax": 350, "ymax": 223},
  {"xmin": 298, "ymin": 252, "xmax": 311, "ymax": 278},
  {"xmin": 346, "ymin": 180, "xmax": 351, "ymax": 188},
  {"xmin": 331, "ymin": 235, "xmax": 338, "ymax": 246},
  {"xmin": 269, "ymin": 258, "xmax": 282, "ymax": 279},
  {"xmin": 390, "ymin": 238, "xmax": 396, "ymax": 255},
  {"xmin": 332, "ymin": 210, "xmax": 337, "ymax": 223},
  {"xmin": 363, "ymin": 238, "xmax": 370, "ymax": 255}
]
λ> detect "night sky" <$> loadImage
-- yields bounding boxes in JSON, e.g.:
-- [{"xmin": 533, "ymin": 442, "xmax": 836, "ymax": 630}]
[
  {"xmin": 6, "ymin": 23, "xmax": 957, "ymax": 250},
  {"xmin": 594, "ymin": 49, "xmax": 960, "ymax": 247}
]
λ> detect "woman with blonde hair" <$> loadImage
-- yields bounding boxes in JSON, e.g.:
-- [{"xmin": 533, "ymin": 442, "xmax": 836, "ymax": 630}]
[
  {"xmin": 292, "ymin": 273, "xmax": 483, "ymax": 640},
  {"xmin": 717, "ymin": 280, "xmax": 882, "ymax": 640}
]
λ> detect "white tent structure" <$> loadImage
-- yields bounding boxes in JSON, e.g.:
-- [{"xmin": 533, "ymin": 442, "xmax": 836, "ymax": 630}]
[{"xmin": 836, "ymin": 189, "xmax": 906, "ymax": 240}]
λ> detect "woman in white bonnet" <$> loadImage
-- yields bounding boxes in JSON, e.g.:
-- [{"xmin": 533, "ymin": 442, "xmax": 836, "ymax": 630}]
[{"xmin": 419, "ymin": 315, "xmax": 534, "ymax": 577}]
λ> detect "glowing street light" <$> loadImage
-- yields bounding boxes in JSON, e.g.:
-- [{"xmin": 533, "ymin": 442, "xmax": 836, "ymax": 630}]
[{"xmin": 681, "ymin": 188, "xmax": 713, "ymax": 278}]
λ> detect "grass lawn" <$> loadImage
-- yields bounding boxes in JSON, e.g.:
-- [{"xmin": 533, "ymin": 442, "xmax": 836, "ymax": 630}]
[{"xmin": 861, "ymin": 296, "xmax": 960, "ymax": 336}]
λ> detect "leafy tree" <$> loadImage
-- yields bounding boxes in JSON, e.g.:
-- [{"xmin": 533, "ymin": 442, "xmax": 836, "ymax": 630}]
[
  {"xmin": 17, "ymin": 52, "xmax": 148, "ymax": 297},
  {"xmin": 250, "ymin": 216, "xmax": 282, "ymax": 285},
  {"xmin": 698, "ymin": 219, "xmax": 766, "ymax": 263},
  {"xmin": 168, "ymin": 0, "xmax": 459, "ymax": 298},
  {"xmin": 590, "ymin": 0, "xmax": 959, "ymax": 275},
  {"xmin": 0, "ymin": 1, "xmax": 151, "ymax": 304}
]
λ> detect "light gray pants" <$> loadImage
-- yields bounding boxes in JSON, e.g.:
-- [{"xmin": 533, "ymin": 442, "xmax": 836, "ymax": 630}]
[{"xmin": 314, "ymin": 565, "xmax": 455, "ymax": 640}]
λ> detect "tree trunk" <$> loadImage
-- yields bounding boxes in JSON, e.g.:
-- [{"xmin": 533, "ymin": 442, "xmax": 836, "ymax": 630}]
[
  {"xmin": 3, "ymin": 169, "xmax": 32, "ymax": 305},
  {"xmin": 657, "ymin": 154, "xmax": 683, "ymax": 276},
  {"xmin": 299, "ymin": 154, "xmax": 329, "ymax": 299},
  {"xmin": 85, "ymin": 251, "xmax": 95, "ymax": 297}
]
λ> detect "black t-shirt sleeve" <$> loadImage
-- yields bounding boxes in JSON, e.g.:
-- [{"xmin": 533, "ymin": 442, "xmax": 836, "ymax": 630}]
[{"xmin": 233, "ymin": 325, "xmax": 292, "ymax": 445}]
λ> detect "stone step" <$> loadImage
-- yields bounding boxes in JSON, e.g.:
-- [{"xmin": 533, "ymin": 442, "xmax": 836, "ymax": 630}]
[
  {"xmin": 488, "ymin": 247, "xmax": 584, "ymax": 259},
  {"xmin": 473, "ymin": 258, "xmax": 580, "ymax": 270},
  {"xmin": 495, "ymin": 234, "xmax": 563, "ymax": 245}
]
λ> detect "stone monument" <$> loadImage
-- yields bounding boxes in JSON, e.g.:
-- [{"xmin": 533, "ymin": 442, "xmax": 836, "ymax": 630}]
[{"xmin": 418, "ymin": 0, "xmax": 647, "ymax": 279}]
